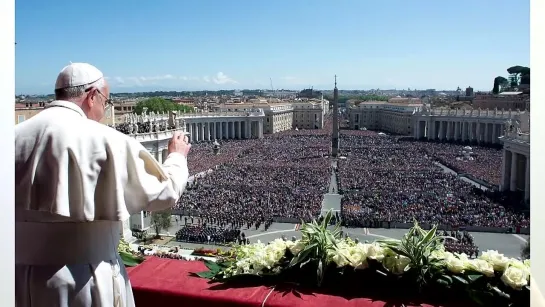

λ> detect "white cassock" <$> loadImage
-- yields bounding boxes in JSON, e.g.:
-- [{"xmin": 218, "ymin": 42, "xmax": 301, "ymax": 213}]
[{"xmin": 15, "ymin": 100, "xmax": 189, "ymax": 307}]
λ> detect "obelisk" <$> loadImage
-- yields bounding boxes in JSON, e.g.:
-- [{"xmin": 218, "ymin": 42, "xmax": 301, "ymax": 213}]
[{"xmin": 332, "ymin": 75, "xmax": 339, "ymax": 157}]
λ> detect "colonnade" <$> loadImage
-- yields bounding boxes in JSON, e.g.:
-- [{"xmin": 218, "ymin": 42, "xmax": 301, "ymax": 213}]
[
  {"xmin": 415, "ymin": 120, "xmax": 504, "ymax": 144},
  {"xmin": 186, "ymin": 119, "xmax": 263, "ymax": 143},
  {"xmin": 500, "ymin": 133, "xmax": 530, "ymax": 203}
]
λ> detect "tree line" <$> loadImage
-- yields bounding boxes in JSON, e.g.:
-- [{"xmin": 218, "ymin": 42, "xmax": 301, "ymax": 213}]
[
  {"xmin": 493, "ymin": 65, "xmax": 530, "ymax": 94},
  {"xmin": 133, "ymin": 97, "xmax": 194, "ymax": 115}
]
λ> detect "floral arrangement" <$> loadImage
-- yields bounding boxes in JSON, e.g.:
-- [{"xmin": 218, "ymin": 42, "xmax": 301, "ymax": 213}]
[
  {"xmin": 192, "ymin": 247, "xmax": 224, "ymax": 257},
  {"xmin": 118, "ymin": 238, "xmax": 145, "ymax": 267},
  {"xmin": 197, "ymin": 210, "xmax": 530, "ymax": 307}
]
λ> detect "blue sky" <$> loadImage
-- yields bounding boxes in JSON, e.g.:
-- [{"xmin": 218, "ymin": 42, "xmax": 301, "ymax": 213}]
[{"xmin": 16, "ymin": 0, "xmax": 529, "ymax": 94}]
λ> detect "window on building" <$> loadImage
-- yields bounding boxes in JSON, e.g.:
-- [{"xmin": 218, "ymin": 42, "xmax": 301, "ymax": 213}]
[{"xmin": 17, "ymin": 115, "xmax": 25, "ymax": 123}]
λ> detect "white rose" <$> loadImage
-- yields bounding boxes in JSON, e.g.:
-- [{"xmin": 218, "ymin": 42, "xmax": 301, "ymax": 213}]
[
  {"xmin": 509, "ymin": 259, "xmax": 531, "ymax": 281},
  {"xmin": 467, "ymin": 259, "xmax": 495, "ymax": 277},
  {"xmin": 479, "ymin": 250, "xmax": 510, "ymax": 272},
  {"xmin": 524, "ymin": 259, "xmax": 530, "ymax": 268},
  {"xmin": 445, "ymin": 255, "xmax": 466, "ymax": 274},
  {"xmin": 501, "ymin": 265, "xmax": 529, "ymax": 290},
  {"xmin": 331, "ymin": 252, "xmax": 349, "ymax": 267},
  {"xmin": 289, "ymin": 241, "xmax": 305, "ymax": 255},
  {"xmin": 365, "ymin": 243, "xmax": 385, "ymax": 262},
  {"xmin": 383, "ymin": 255, "xmax": 409, "ymax": 275},
  {"xmin": 430, "ymin": 249, "xmax": 448, "ymax": 261}
]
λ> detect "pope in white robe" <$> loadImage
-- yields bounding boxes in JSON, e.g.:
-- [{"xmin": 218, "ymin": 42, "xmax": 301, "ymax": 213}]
[{"xmin": 15, "ymin": 63, "xmax": 191, "ymax": 307}]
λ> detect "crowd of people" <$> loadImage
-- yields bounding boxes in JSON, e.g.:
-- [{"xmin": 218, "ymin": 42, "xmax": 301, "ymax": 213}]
[
  {"xmin": 441, "ymin": 230, "xmax": 479, "ymax": 258},
  {"xmin": 175, "ymin": 225, "xmax": 241, "ymax": 245},
  {"xmin": 175, "ymin": 132, "xmax": 332, "ymax": 224},
  {"xmin": 115, "ymin": 114, "xmax": 527, "ymax": 242},
  {"xmin": 422, "ymin": 142, "xmax": 502, "ymax": 186},
  {"xmin": 339, "ymin": 131, "xmax": 529, "ymax": 229}
]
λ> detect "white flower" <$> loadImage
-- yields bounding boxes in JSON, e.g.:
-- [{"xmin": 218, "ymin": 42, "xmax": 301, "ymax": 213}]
[
  {"xmin": 430, "ymin": 249, "xmax": 448, "ymax": 261},
  {"xmin": 331, "ymin": 251, "xmax": 350, "ymax": 267},
  {"xmin": 524, "ymin": 259, "xmax": 530, "ymax": 268},
  {"xmin": 289, "ymin": 240, "xmax": 305, "ymax": 255},
  {"xmin": 365, "ymin": 243, "xmax": 385, "ymax": 262},
  {"xmin": 467, "ymin": 259, "xmax": 495, "ymax": 277},
  {"xmin": 383, "ymin": 255, "xmax": 410, "ymax": 275},
  {"xmin": 479, "ymin": 250, "xmax": 510, "ymax": 272},
  {"xmin": 508, "ymin": 259, "xmax": 531, "ymax": 281},
  {"xmin": 501, "ymin": 265, "xmax": 529, "ymax": 290},
  {"xmin": 444, "ymin": 254, "xmax": 467, "ymax": 274}
]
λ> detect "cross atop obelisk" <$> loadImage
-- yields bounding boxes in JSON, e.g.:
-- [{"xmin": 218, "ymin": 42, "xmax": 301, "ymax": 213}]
[{"xmin": 332, "ymin": 75, "xmax": 340, "ymax": 157}]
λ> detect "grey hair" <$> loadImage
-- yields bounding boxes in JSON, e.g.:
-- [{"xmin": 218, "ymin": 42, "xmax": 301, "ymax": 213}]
[{"xmin": 55, "ymin": 78, "xmax": 105, "ymax": 101}]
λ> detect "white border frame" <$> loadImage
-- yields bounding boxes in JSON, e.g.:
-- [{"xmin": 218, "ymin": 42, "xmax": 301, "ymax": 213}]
[
  {"xmin": 4, "ymin": 0, "xmax": 544, "ymax": 306},
  {"xmin": 0, "ymin": 0, "xmax": 15, "ymax": 305},
  {"xmin": 530, "ymin": 0, "xmax": 545, "ymax": 304}
]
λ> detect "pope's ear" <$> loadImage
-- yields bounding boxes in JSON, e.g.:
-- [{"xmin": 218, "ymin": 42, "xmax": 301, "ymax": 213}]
[{"xmin": 84, "ymin": 88, "xmax": 97, "ymax": 108}]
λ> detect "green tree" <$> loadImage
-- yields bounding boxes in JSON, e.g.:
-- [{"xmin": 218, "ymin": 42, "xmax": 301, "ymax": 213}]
[
  {"xmin": 357, "ymin": 95, "xmax": 389, "ymax": 101},
  {"xmin": 134, "ymin": 97, "xmax": 194, "ymax": 115},
  {"xmin": 492, "ymin": 76, "xmax": 509, "ymax": 94},
  {"xmin": 507, "ymin": 65, "xmax": 530, "ymax": 88},
  {"xmin": 150, "ymin": 209, "xmax": 172, "ymax": 238}
]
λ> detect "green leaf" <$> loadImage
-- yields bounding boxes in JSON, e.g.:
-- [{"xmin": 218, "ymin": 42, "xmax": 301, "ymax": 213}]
[
  {"xmin": 452, "ymin": 275, "xmax": 468, "ymax": 285},
  {"xmin": 467, "ymin": 274, "xmax": 484, "ymax": 283},
  {"xmin": 119, "ymin": 251, "xmax": 144, "ymax": 267},
  {"xmin": 203, "ymin": 260, "xmax": 221, "ymax": 273},
  {"xmin": 196, "ymin": 270, "xmax": 217, "ymax": 279},
  {"xmin": 490, "ymin": 286, "xmax": 510, "ymax": 299},
  {"xmin": 440, "ymin": 274, "xmax": 453, "ymax": 284}
]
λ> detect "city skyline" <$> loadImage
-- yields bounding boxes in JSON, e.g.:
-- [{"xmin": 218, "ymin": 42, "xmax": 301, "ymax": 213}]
[{"xmin": 16, "ymin": 0, "xmax": 529, "ymax": 94}]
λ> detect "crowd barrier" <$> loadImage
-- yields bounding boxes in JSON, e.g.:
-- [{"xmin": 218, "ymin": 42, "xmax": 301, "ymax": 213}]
[{"xmin": 351, "ymin": 221, "xmax": 529, "ymax": 235}]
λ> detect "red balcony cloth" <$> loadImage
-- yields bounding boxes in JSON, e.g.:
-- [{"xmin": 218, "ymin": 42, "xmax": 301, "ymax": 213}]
[{"xmin": 127, "ymin": 257, "xmax": 446, "ymax": 307}]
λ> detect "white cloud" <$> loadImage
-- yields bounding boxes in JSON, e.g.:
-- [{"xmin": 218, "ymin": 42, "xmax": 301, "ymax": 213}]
[
  {"xmin": 104, "ymin": 72, "xmax": 237, "ymax": 88},
  {"xmin": 212, "ymin": 72, "xmax": 237, "ymax": 85}
]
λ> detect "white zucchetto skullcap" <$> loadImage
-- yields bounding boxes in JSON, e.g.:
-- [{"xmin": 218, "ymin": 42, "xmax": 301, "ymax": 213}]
[{"xmin": 55, "ymin": 62, "xmax": 104, "ymax": 90}]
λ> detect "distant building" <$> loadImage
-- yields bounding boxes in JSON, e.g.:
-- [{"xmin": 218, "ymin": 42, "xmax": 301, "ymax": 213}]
[
  {"xmin": 15, "ymin": 102, "xmax": 115, "ymax": 125},
  {"xmin": 348, "ymin": 100, "xmax": 423, "ymax": 135},
  {"xmin": 465, "ymin": 86, "xmax": 474, "ymax": 97},
  {"xmin": 473, "ymin": 92, "xmax": 529, "ymax": 111}
]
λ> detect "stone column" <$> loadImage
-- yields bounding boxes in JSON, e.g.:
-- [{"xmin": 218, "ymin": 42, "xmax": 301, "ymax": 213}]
[
  {"xmin": 219, "ymin": 122, "xmax": 223, "ymax": 140},
  {"xmin": 162, "ymin": 149, "xmax": 168, "ymax": 162},
  {"xmin": 439, "ymin": 121, "xmax": 444, "ymax": 140},
  {"xmin": 476, "ymin": 122, "xmax": 481, "ymax": 143},
  {"xmin": 210, "ymin": 122, "xmax": 215, "ymax": 140},
  {"xmin": 492, "ymin": 124, "xmax": 497, "ymax": 144},
  {"xmin": 201, "ymin": 122, "xmax": 206, "ymax": 142},
  {"xmin": 461, "ymin": 122, "xmax": 466, "ymax": 142},
  {"xmin": 484, "ymin": 123, "xmax": 489, "ymax": 144},
  {"xmin": 189, "ymin": 123, "xmax": 194, "ymax": 142},
  {"xmin": 415, "ymin": 120, "xmax": 420, "ymax": 139},
  {"xmin": 525, "ymin": 155, "xmax": 530, "ymax": 202},
  {"xmin": 428, "ymin": 120, "xmax": 435, "ymax": 140},
  {"xmin": 510, "ymin": 152, "xmax": 518, "ymax": 192},
  {"xmin": 245, "ymin": 120, "xmax": 251, "ymax": 138},
  {"xmin": 237, "ymin": 121, "xmax": 242, "ymax": 139},
  {"xmin": 258, "ymin": 119, "xmax": 264, "ymax": 138},
  {"xmin": 500, "ymin": 150, "xmax": 511, "ymax": 191}
]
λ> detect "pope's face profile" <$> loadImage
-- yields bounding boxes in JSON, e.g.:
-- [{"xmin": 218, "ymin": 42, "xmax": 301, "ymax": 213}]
[{"xmin": 84, "ymin": 79, "xmax": 111, "ymax": 122}]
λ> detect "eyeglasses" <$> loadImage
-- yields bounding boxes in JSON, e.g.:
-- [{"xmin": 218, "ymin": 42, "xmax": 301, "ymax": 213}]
[
  {"xmin": 85, "ymin": 87, "xmax": 113, "ymax": 110},
  {"xmin": 96, "ymin": 89, "xmax": 113, "ymax": 109}
]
